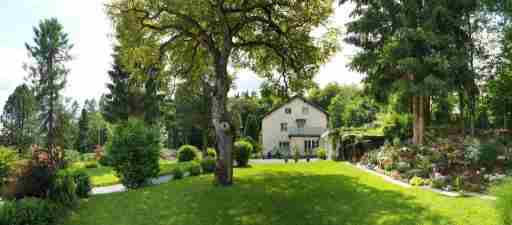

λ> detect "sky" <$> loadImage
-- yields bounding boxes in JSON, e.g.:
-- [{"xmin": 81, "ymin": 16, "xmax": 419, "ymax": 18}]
[{"xmin": 0, "ymin": 0, "xmax": 363, "ymax": 112}]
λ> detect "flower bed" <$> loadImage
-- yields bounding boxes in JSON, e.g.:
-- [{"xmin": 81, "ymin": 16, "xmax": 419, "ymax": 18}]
[{"xmin": 358, "ymin": 137, "xmax": 510, "ymax": 194}]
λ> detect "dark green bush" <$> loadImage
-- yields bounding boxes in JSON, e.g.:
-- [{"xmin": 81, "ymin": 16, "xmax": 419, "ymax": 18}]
[
  {"xmin": 188, "ymin": 162, "xmax": 202, "ymax": 176},
  {"xmin": 71, "ymin": 170, "xmax": 91, "ymax": 198},
  {"xmin": 171, "ymin": 166, "xmax": 184, "ymax": 179},
  {"xmin": 479, "ymin": 143, "xmax": 498, "ymax": 169},
  {"xmin": 10, "ymin": 160, "xmax": 55, "ymax": 199},
  {"xmin": 98, "ymin": 154, "xmax": 113, "ymax": 167},
  {"xmin": 493, "ymin": 179, "xmax": 512, "ymax": 225},
  {"xmin": 234, "ymin": 140, "xmax": 253, "ymax": 167},
  {"xmin": 177, "ymin": 145, "xmax": 200, "ymax": 162},
  {"xmin": 0, "ymin": 198, "xmax": 59, "ymax": 225},
  {"xmin": 48, "ymin": 171, "xmax": 78, "ymax": 207},
  {"xmin": 382, "ymin": 113, "xmax": 412, "ymax": 141},
  {"xmin": 108, "ymin": 118, "xmax": 161, "ymax": 189},
  {"xmin": 200, "ymin": 157, "xmax": 216, "ymax": 173}
]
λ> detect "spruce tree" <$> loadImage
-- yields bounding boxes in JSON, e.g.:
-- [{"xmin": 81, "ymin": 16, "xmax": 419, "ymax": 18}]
[
  {"xmin": 25, "ymin": 18, "xmax": 72, "ymax": 161},
  {"xmin": 76, "ymin": 108, "xmax": 89, "ymax": 153}
]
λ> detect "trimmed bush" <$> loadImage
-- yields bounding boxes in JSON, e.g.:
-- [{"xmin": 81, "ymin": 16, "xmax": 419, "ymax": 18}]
[
  {"xmin": 493, "ymin": 179, "xmax": 512, "ymax": 225},
  {"xmin": 200, "ymin": 157, "xmax": 216, "ymax": 173},
  {"xmin": 316, "ymin": 148, "xmax": 327, "ymax": 160},
  {"xmin": 71, "ymin": 170, "xmax": 91, "ymax": 198},
  {"xmin": 108, "ymin": 118, "xmax": 161, "ymax": 189},
  {"xmin": 233, "ymin": 140, "xmax": 253, "ymax": 167},
  {"xmin": 48, "ymin": 171, "xmax": 78, "ymax": 207},
  {"xmin": 188, "ymin": 162, "xmax": 202, "ymax": 176},
  {"xmin": 0, "ymin": 148, "xmax": 17, "ymax": 184},
  {"xmin": 177, "ymin": 145, "xmax": 200, "ymax": 162},
  {"xmin": 206, "ymin": 148, "xmax": 217, "ymax": 158},
  {"xmin": 171, "ymin": 166, "xmax": 184, "ymax": 179},
  {"xmin": 0, "ymin": 198, "xmax": 59, "ymax": 225}
]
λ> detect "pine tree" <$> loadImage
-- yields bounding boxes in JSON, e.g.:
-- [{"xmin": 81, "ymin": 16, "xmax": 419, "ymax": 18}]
[
  {"xmin": 76, "ymin": 108, "xmax": 89, "ymax": 153},
  {"xmin": 25, "ymin": 18, "xmax": 72, "ymax": 160}
]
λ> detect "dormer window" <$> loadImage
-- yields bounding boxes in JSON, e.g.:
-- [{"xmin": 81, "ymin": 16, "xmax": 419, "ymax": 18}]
[{"xmin": 285, "ymin": 108, "xmax": 292, "ymax": 114}]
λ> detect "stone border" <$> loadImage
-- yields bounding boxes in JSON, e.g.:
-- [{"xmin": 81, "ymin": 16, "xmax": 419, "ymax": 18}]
[
  {"xmin": 349, "ymin": 163, "xmax": 497, "ymax": 201},
  {"xmin": 91, "ymin": 173, "xmax": 187, "ymax": 195}
]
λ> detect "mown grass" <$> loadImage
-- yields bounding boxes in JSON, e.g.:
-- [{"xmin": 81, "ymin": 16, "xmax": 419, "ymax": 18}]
[
  {"xmin": 65, "ymin": 161, "xmax": 497, "ymax": 225},
  {"xmin": 70, "ymin": 160, "xmax": 179, "ymax": 187}
]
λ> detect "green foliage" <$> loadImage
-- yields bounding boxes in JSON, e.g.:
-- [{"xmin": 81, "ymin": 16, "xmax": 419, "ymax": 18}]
[
  {"xmin": 479, "ymin": 143, "xmax": 498, "ymax": 169},
  {"xmin": 0, "ymin": 84, "xmax": 37, "ymax": 151},
  {"xmin": 77, "ymin": 108, "xmax": 90, "ymax": 152},
  {"xmin": 328, "ymin": 92, "xmax": 379, "ymax": 128},
  {"xmin": 177, "ymin": 145, "xmax": 200, "ymax": 162},
  {"xmin": 108, "ymin": 118, "xmax": 161, "ymax": 189},
  {"xmin": 171, "ymin": 166, "xmax": 183, "ymax": 180},
  {"xmin": 409, "ymin": 176, "xmax": 429, "ymax": 186},
  {"xmin": 25, "ymin": 18, "xmax": 73, "ymax": 150},
  {"xmin": 381, "ymin": 113, "xmax": 413, "ymax": 141},
  {"xmin": 71, "ymin": 170, "xmax": 91, "ymax": 198},
  {"xmin": 233, "ymin": 140, "xmax": 253, "ymax": 167},
  {"xmin": 493, "ymin": 179, "xmax": 512, "ymax": 225},
  {"xmin": 0, "ymin": 148, "xmax": 17, "ymax": 184},
  {"xmin": 8, "ymin": 160, "xmax": 56, "ymax": 199},
  {"xmin": 206, "ymin": 148, "xmax": 217, "ymax": 158},
  {"xmin": 316, "ymin": 148, "xmax": 327, "ymax": 160},
  {"xmin": 431, "ymin": 177, "xmax": 447, "ymax": 189},
  {"xmin": 187, "ymin": 162, "xmax": 202, "ymax": 176},
  {"xmin": 64, "ymin": 150, "xmax": 81, "ymax": 163},
  {"xmin": 200, "ymin": 157, "xmax": 216, "ymax": 174},
  {"xmin": 0, "ymin": 198, "xmax": 60, "ymax": 225},
  {"xmin": 292, "ymin": 146, "xmax": 300, "ymax": 162},
  {"xmin": 48, "ymin": 170, "xmax": 78, "ymax": 207}
]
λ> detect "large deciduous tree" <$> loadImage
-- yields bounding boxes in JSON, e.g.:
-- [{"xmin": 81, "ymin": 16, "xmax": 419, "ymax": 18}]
[
  {"xmin": 0, "ymin": 84, "xmax": 37, "ymax": 152},
  {"xmin": 341, "ymin": 0, "xmax": 479, "ymax": 145},
  {"xmin": 107, "ymin": 0, "xmax": 338, "ymax": 185},
  {"xmin": 25, "ymin": 18, "xmax": 72, "ymax": 162}
]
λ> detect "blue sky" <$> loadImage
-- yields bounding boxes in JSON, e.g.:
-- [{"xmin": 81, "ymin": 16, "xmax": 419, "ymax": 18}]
[{"xmin": 0, "ymin": 0, "xmax": 362, "ymax": 111}]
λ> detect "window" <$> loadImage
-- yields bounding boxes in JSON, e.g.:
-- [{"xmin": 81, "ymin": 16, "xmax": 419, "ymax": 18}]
[
  {"xmin": 302, "ymin": 107, "xmax": 309, "ymax": 115},
  {"xmin": 304, "ymin": 140, "xmax": 320, "ymax": 152},
  {"xmin": 280, "ymin": 123, "xmax": 288, "ymax": 132},
  {"xmin": 285, "ymin": 108, "xmax": 292, "ymax": 114},
  {"xmin": 296, "ymin": 119, "xmax": 306, "ymax": 128}
]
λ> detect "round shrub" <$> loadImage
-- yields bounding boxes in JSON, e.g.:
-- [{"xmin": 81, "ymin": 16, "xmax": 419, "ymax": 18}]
[
  {"xmin": 233, "ymin": 140, "xmax": 253, "ymax": 167},
  {"xmin": 108, "ymin": 118, "xmax": 161, "ymax": 189},
  {"xmin": 200, "ymin": 157, "xmax": 216, "ymax": 173},
  {"xmin": 171, "ymin": 166, "xmax": 184, "ymax": 180},
  {"xmin": 71, "ymin": 170, "xmax": 91, "ymax": 198},
  {"xmin": 48, "ymin": 171, "xmax": 78, "ymax": 207},
  {"xmin": 188, "ymin": 162, "xmax": 202, "ymax": 176},
  {"xmin": 493, "ymin": 179, "xmax": 512, "ymax": 225},
  {"xmin": 0, "ymin": 198, "xmax": 59, "ymax": 225},
  {"xmin": 206, "ymin": 148, "xmax": 217, "ymax": 158},
  {"xmin": 177, "ymin": 145, "xmax": 200, "ymax": 162},
  {"xmin": 316, "ymin": 148, "xmax": 327, "ymax": 160}
]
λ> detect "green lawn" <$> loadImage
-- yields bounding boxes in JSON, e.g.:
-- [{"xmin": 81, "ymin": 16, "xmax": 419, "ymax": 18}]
[
  {"xmin": 70, "ymin": 160, "xmax": 179, "ymax": 187},
  {"xmin": 65, "ymin": 161, "xmax": 497, "ymax": 225}
]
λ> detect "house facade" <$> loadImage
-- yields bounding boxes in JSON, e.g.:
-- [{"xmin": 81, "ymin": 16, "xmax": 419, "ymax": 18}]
[{"xmin": 261, "ymin": 96, "xmax": 328, "ymax": 156}]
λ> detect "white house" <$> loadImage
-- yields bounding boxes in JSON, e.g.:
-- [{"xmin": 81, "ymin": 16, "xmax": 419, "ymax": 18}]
[{"xmin": 261, "ymin": 96, "xmax": 328, "ymax": 156}]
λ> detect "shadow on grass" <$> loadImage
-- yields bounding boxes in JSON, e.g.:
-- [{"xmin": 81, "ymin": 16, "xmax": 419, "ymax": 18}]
[{"xmin": 67, "ymin": 168, "xmax": 457, "ymax": 225}]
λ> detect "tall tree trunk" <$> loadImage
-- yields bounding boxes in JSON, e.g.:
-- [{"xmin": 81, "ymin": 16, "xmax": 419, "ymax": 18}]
[
  {"xmin": 212, "ymin": 57, "xmax": 233, "ymax": 186},
  {"xmin": 459, "ymin": 91, "xmax": 465, "ymax": 136},
  {"xmin": 412, "ymin": 96, "xmax": 426, "ymax": 145}
]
